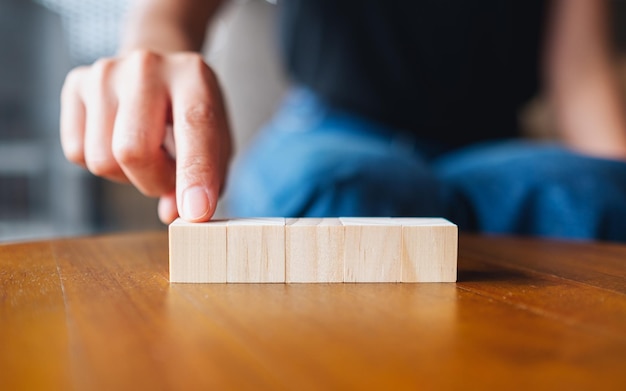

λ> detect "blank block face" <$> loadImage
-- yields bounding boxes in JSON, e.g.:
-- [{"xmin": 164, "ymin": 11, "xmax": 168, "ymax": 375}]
[
  {"xmin": 169, "ymin": 217, "xmax": 457, "ymax": 284},
  {"xmin": 226, "ymin": 218, "xmax": 286, "ymax": 283},
  {"xmin": 396, "ymin": 218, "xmax": 458, "ymax": 282},
  {"xmin": 286, "ymin": 218, "xmax": 344, "ymax": 283},
  {"xmin": 340, "ymin": 218, "xmax": 402, "ymax": 283},
  {"xmin": 169, "ymin": 218, "xmax": 227, "ymax": 283}
]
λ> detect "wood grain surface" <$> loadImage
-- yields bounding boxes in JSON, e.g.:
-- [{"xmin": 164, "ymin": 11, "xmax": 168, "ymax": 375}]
[{"xmin": 1, "ymin": 231, "xmax": 625, "ymax": 390}]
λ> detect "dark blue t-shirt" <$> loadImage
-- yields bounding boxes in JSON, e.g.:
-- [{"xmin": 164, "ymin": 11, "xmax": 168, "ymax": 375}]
[{"xmin": 278, "ymin": 0, "xmax": 548, "ymax": 146}]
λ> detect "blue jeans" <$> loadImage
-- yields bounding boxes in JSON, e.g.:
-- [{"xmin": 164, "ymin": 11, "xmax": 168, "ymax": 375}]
[{"xmin": 226, "ymin": 88, "xmax": 626, "ymax": 242}]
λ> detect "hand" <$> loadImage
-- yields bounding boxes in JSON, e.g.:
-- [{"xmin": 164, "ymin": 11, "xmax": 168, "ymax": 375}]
[{"xmin": 60, "ymin": 50, "xmax": 232, "ymax": 224}]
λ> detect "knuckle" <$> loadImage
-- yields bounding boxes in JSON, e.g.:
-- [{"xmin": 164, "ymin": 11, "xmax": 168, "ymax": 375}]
[
  {"xmin": 138, "ymin": 184, "xmax": 167, "ymax": 198},
  {"xmin": 126, "ymin": 49, "xmax": 161, "ymax": 72},
  {"xmin": 91, "ymin": 57, "xmax": 116, "ymax": 77},
  {"xmin": 62, "ymin": 144, "xmax": 85, "ymax": 165},
  {"xmin": 61, "ymin": 66, "xmax": 87, "ymax": 99},
  {"xmin": 63, "ymin": 67, "xmax": 85, "ymax": 89},
  {"xmin": 180, "ymin": 103, "xmax": 215, "ymax": 129},
  {"xmin": 174, "ymin": 52, "xmax": 213, "ymax": 78},
  {"xmin": 174, "ymin": 51, "xmax": 205, "ymax": 65},
  {"xmin": 112, "ymin": 140, "xmax": 152, "ymax": 167},
  {"xmin": 86, "ymin": 156, "xmax": 119, "ymax": 177},
  {"xmin": 118, "ymin": 51, "xmax": 165, "ymax": 95},
  {"xmin": 178, "ymin": 154, "xmax": 216, "ymax": 177},
  {"xmin": 88, "ymin": 58, "xmax": 116, "ymax": 91},
  {"xmin": 112, "ymin": 142, "xmax": 174, "ymax": 198}
]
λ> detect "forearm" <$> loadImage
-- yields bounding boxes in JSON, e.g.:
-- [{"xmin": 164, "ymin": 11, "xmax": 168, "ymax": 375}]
[
  {"xmin": 544, "ymin": 0, "xmax": 626, "ymax": 159},
  {"xmin": 119, "ymin": 0, "xmax": 224, "ymax": 54}
]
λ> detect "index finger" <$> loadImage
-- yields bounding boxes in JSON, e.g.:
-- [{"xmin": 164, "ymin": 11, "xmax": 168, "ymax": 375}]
[{"xmin": 168, "ymin": 56, "xmax": 231, "ymax": 222}]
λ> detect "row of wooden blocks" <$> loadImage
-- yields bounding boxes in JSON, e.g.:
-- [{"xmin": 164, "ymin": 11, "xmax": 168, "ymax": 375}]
[{"xmin": 169, "ymin": 217, "xmax": 457, "ymax": 283}]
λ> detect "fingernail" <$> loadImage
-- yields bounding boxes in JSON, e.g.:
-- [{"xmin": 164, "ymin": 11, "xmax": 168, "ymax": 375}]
[{"xmin": 182, "ymin": 186, "xmax": 210, "ymax": 220}]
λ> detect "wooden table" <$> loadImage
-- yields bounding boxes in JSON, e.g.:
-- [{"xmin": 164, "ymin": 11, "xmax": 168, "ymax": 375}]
[{"xmin": 1, "ymin": 231, "xmax": 625, "ymax": 390}]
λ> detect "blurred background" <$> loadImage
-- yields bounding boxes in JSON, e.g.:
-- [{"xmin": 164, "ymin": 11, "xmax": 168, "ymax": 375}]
[{"xmin": 1, "ymin": 0, "xmax": 626, "ymax": 242}]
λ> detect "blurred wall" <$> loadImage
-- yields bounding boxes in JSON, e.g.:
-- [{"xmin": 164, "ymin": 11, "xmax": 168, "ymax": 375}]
[{"xmin": 0, "ymin": 0, "xmax": 91, "ymax": 241}]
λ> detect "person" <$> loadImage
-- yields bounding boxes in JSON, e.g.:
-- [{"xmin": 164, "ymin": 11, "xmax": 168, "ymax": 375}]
[{"xmin": 60, "ymin": 0, "xmax": 626, "ymax": 241}]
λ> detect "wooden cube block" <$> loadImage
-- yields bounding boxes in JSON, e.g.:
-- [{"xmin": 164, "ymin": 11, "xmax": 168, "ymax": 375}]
[
  {"xmin": 226, "ymin": 218, "xmax": 286, "ymax": 283},
  {"xmin": 286, "ymin": 218, "xmax": 344, "ymax": 283},
  {"xmin": 169, "ymin": 217, "xmax": 457, "ymax": 284},
  {"xmin": 340, "ymin": 218, "xmax": 402, "ymax": 283},
  {"xmin": 169, "ymin": 218, "xmax": 227, "ymax": 283},
  {"xmin": 394, "ymin": 218, "xmax": 457, "ymax": 282}
]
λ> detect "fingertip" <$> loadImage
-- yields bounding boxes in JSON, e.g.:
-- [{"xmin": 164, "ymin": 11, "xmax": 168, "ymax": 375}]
[
  {"xmin": 180, "ymin": 186, "xmax": 215, "ymax": 222},
  {"xmin": 60, "ymin": 70, "xmax": 87, "ymax": 167},
  {"xmin": 158, "ymin": 194, "xmax": 179, "ymax": 224}
]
